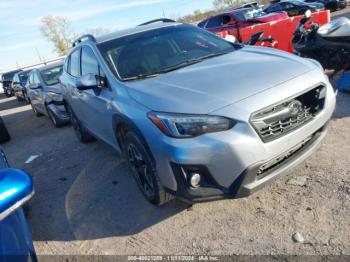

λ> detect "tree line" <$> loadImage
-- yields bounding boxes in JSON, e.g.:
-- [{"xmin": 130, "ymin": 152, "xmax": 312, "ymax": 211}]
[{"xmin": 40, "ymin": 0, "xmax": 268, "ymax": 55}]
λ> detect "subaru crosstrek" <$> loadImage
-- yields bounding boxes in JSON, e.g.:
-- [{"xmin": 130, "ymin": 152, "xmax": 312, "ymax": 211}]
[{"xmin": 60, "ymin": 19, "xmax": 336, "ymax": 205}]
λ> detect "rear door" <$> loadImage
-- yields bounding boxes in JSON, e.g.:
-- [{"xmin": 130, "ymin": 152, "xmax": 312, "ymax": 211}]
[{"xmin": 32, "ymin": 71, "xmax": 46, "ymax": 113}]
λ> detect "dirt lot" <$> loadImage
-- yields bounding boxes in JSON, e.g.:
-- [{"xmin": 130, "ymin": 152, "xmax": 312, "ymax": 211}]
[
  {"xmin": 0, "ymin": 9, "xmax": 350, "ymax": 257},
  {"xmin": 0, "ymin": 87, "xmax": 349, "ymax": 256}
]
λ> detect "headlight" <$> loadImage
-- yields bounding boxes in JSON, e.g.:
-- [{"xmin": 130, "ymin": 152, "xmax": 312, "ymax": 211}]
[
  {"xmin": 148, "ymin": 112, "xmax": 235, "ymax": 138},
  {"xmin": 47, "ymin": 92, "xmax": 63, "ymax": 101}
]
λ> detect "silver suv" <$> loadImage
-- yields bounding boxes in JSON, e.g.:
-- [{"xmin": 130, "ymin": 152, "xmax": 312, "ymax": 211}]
[{"xmin": 60, "ymin": 19, "xmax": 336, "ymax": 205}]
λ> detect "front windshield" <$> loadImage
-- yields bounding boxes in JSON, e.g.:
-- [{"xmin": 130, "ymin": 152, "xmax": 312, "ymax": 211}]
[
  {"xmin": 235, "ymin": 9, "xmax": 267, "ymax": 21},
  {"xmin": 98, "ymin": 25, "xmax": 237, "ymax": 81},
  {"xmin": 2, "ymin": 71, "xmax": 19, "ymax": 82},
  {"xmin": 40, "ymin": 65, "xmax": 63, "ymax": 86},
  {"xmin": 18, "ymin": 71, "xmax": 30, "ymax": 84}
]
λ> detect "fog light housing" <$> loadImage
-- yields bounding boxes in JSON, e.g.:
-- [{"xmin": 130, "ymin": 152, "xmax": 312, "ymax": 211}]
[{"xmin": 190, "ymin": 173, "xmax": 201, "ymax": 188}]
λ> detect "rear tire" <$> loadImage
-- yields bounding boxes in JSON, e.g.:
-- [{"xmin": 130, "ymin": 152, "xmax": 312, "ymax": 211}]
[
  {"xmin": 0, "ymin": 117, "xmax": 11, "ymax": 143},
  {"xmin": 4, "ymin": 88, "xmax": 12, "ymax": 97},
  {"xmin": 68, "ymin": 106, "xmax": 95, "ymax": 143},
  {"xmin": 123, "ymin": 131, "xmax": 172, "ymax": 206}
]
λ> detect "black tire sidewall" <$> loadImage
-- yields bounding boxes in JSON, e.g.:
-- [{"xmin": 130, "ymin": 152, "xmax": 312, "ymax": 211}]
[
  {"xmin": 0, "ymin": 118, "xmax": 11, "ymax": 143},
  {"xmin": 124, "ymin": 131, "xmax": 162, "ymax": 205},
  {"xmin": 47, "ymin": 106, "xmax": 61, "ymax": 128},
  {"xmin": 68, "ymin": 105, "xmax": 94, "ymax": 143}
]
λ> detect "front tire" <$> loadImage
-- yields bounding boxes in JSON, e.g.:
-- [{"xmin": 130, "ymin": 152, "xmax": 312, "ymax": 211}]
[
  {"xmin": 68, "ymin": 106, "xmax": 95, "ymax": 143},
  {"xmin": 123, "ymin": 131, "xmax": 172, "ymax": 206},
  {"xmin": 0, "ymin": 117, "xmax": 10, "ymax": 143},
  {"xmin": 47, "ymin": 106, "xmax": 65, "ymax": 128},
  {"xmin": 30, "ymin": 102, "xmax": 43, "ymax": 117}
]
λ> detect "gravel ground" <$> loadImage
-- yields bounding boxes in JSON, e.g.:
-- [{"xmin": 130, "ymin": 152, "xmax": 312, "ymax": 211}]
[
  {"xmin": 0, "ymin": 8, "xmax": 350, "ymax": 257},
  {"xmin": 0, "ymin": 88, "xmax": 349, "ymax": 256}
]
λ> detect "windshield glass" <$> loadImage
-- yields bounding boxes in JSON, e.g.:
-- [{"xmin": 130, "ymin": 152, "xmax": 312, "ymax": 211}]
[
  {"xmin": 2, "ymin": 71, "xmax": 20, "ymax": 82},
  {"xmin": 18, "ymin": 71, "xmax": 30, "ymax": 84},
  {"xmin": 98, "ymin": 25, "xmax": 237, "ymax": 81},
  {"xmin": 40, "ymin": 65, "xmax": 63, "ymax": 86},
  {"xmin": 235, "ymin": 9, "xmax": 266, "ymax": 21}
]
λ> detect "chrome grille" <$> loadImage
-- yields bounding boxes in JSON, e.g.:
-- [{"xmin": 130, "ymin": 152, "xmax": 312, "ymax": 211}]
[{"xmin": 251, "ymin": 85, "xmax": 326, "ymax": 142}]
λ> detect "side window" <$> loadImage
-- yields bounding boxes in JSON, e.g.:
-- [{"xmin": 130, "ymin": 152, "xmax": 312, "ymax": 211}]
[
  {"xmin": 222, "ymin": 15, "xmax": 231, "ymax": 26},
  {"xmin": 69, "ymin": 48, "xmax": 81, "ymax": 77},
  {"xmin": 13, "ymin": 74, "xmax": 18, "ymax": 83},
  {"xmin": 81, "ymin": 46, "xmax": 99, "ymax": 76},
  {"xmin": 206, "ymin": 16, "xmax": 221, "ymax": 28},
  {"xmin": 33, "ymin": 72, "xmax": 41, "ymax": 85}
]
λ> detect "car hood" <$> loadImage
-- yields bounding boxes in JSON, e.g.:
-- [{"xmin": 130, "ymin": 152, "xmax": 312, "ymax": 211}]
[
  {"xmin": 126, "ymin": 46, "xmax": 317, "ymax": 114},
  {"xmin": 46, "ymin": 83, "xmax": 63, "ymax": 94}
]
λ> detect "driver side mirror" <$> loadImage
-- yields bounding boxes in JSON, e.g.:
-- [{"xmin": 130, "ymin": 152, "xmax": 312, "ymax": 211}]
[
  {"xmin": 0, "ymin": 169, "xmax": 34, "ymax": 221},
  {"xmin": 76, "ymin": 73, "xmax": 106, "ymax": 91}
]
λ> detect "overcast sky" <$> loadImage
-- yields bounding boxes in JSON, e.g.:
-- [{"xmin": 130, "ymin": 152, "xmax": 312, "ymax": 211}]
[{"xmin": 0, "ymin": 0, "xmax": 214, "ymax": 72}]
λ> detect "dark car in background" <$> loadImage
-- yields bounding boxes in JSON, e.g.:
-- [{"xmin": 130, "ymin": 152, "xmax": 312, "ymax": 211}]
[
  {"xmin": 0, "ymin": 148, "xmax": 36, "ymax": 260},
  {"xmin": 264, "ymin": 0, "xmax": 324, "ymax": 16},
  {"xmin": 12, "ymin": 70, "xmax": 31, "ymax": 102},
  {"xmin": 237, "ymin": 2, "xmax": 264, "ymax": 10},
  {"xmin": 27, "ymin": 62, "xmax": 69, "ymax": 127},
  {"xmin": 198, "ymin": 8, "xmax": 288, "ymax": 36},
  {"xmin": 303, "ymin": 0, "xmax": 346, "ymax": 11},
  {"xmin": 0, "ymin": 69, "xmax": 22, "ymax": 97}
]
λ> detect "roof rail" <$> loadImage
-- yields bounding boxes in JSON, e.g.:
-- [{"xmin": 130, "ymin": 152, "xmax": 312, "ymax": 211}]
[
  {"xmin": 72, "ymin": 34, "xmax": 96, "ymax": 47},
  {"xmin": 138, "ymin": 18, "xmax": 176, "ymax": 26}
]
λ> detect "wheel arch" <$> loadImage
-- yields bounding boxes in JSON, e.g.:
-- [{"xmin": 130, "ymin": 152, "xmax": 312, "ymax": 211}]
[{"xmin": 112, "ymin": 113, "xmax": 155, "ymax": 163}]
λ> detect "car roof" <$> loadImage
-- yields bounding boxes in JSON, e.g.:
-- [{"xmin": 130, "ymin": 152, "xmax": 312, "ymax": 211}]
[
  {"xmin": 15, "ymin": 69, "xmax": 32, "ymax": 75},
  {"xmin": 2, "ymin": 69, "xmax": 22, "ymax": 76},
  {"xmin": 218, "ymin": 7, "xmax": 257, "ymax": 16},
  {"xmin": 36, "ymin": 61, "xmax": 63, "ymax": 72},
  {"xmin": 95, "ymin": 22, "xmax": 182, "ymax": 44}
]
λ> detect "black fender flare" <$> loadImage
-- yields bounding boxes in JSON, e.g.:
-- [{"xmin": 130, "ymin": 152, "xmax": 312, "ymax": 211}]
[{"xmin": 112, "ymin": 113, "xmax": 155, "ymax": 163}]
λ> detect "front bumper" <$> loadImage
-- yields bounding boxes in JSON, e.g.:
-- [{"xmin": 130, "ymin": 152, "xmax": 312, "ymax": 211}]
[
  {"xmin": 47, "ymin": 103, "xmax": 70, "ymax": 123},
  {"xmin": 149, "ymin": 77, "xmax": 336, "ymax": 203},
  {"xmin": 166, "ymin": 125, "xmax": 327, "ymax": 203}
]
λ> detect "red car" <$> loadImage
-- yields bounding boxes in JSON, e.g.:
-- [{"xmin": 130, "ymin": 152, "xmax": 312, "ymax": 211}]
[{"xmin": 198, "ymin": 8, "xmax": 288, "ymax": 38}]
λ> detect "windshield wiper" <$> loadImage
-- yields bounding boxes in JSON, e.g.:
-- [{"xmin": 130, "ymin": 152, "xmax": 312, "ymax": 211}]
[
  {"xmin": 186, "ymin": 50, "xmax": 232, "ymax": 63},
  {"xmin": 153, "ymin": 50, "xmax": 233, "ymax": 75},
  {"xmin": 122, "ymin": 73, "xmax": 160, "ymax": 81}
]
